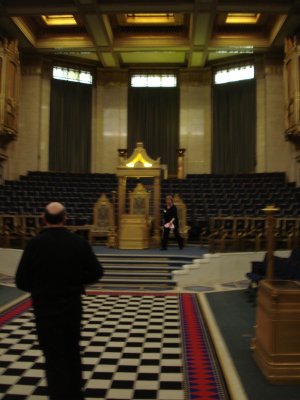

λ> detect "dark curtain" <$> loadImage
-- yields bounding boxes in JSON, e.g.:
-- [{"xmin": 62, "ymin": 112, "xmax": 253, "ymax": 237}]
[
  {"xmin": 127, "ymin": 87, "xmax": 179, "ymax": 175},
  {"xmin": 49, "ymin": 79, "xmax": 92, "ymax": 173},
  {"xmin": 212, "ymin": 79, "xmax": 256, "ymax": 174}
]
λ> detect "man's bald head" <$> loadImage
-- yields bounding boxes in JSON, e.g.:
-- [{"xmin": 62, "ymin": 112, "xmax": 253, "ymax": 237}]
[{"xmin": 44, "ymin": 202, "xmax": 66, "ymax": 226}]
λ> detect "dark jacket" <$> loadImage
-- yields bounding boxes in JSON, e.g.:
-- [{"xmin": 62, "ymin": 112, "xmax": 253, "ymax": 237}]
[
  {"xmin": 15, "ymin": 227, "xmax": 102, "ymax": 315},
  {"xmin": 162, "ymin": 204, "xmax": 179, "ymax": 229}
]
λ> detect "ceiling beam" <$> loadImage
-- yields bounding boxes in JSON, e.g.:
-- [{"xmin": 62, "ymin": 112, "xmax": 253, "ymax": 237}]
[
  {"xmin": 76, "ymin": 0, "xmax": 117, "ymax": 68},
  {"xmin": 189, "ymin": 11, "xmax": 216, "ymax": 67},
  {"xmin": 1, "ymin": 0, "xmax": 296, "ymax": 16},
  {"xmin": 270, "ymin": 13, "xmax": 300, "ymax": 47}
]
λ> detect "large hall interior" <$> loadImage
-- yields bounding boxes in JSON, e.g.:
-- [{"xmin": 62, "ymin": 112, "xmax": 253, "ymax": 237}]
[{"xmin": 1, "ymin": 1, "xmax": 300, "ymax": 399}]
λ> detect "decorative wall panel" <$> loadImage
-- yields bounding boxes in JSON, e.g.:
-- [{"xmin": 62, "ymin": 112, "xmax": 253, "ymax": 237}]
[{"xmin": 0, "ymin": 39, "xmax": 20, "ymax": 149}]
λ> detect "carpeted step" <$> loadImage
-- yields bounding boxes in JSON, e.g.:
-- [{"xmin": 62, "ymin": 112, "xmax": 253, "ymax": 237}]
[
  {"xmin": 102, "ymin": 265, "xmax": 181, "ymax": 271},
  {"xmin": 98, "ymin": 277, "xmax": 176, "ymax": 286},
  {"xmin": 103, "ymin": 271, "xmax": 172, "ymax": 278},
  {"xmin": 98, "ymin": 258, "xmax": 190, "ymax": 266},
  {"xmin": 101, "ymin": 262, "xmax": 171, "ymax": 268},
  {"xmin": 101, "ymin": 277, "xmax": 173, "ymax": 282},
  {"xmin": 93, "ymin": 252, "xmax": 194, "ymax": 288}
]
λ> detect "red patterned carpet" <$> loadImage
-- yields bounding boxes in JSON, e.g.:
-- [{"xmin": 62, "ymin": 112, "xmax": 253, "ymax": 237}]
[{"xmin": 181, "ymin": 294, "xmax": 228, "ymax": 399}]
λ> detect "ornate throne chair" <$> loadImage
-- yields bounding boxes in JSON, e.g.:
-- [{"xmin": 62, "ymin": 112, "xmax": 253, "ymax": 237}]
[
  {"xmin": 129, "ymin": 182, "xmax": 150, "ymax": 217},
  {"xmin": 89, "ymin": 194, "xmax": 115, "ymax": 245},
  {"xmin": 173, "ymin": 194, "xmax": 190, "ymax": 241},
  {"xmin": 119, "ymin": 183, "xmax": 151, "ymax": 249}
]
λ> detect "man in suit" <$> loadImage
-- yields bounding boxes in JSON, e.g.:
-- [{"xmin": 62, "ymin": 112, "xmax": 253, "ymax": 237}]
[
  {"xmin": 15, "ymin": 202, "xmax": 103, "ymax": 400},
  {"xmin": 161, "ymin": 195, "xmax": 184, "ymax": 250}
]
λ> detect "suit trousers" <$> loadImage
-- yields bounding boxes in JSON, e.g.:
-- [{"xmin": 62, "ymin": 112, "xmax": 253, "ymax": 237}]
[
  {"xmin": 161, "ymin": 227, "xmax": 183, "ymax": 249},
  {"xmin": 34, "ymin": 300, "xmax": 84, "ymax": 400}
]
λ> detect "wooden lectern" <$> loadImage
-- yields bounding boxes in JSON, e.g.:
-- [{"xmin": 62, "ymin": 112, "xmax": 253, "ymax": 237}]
[
  {"xmin": 118, "ymin": 214, "xmax": 149, "ymax": 249},
  {"xmin": 252, "ymin": 280, "xmax": 300, "ymax": 383},
  {"xmin": 118, "ymin": 183, "xmax": 150, "ymax": 249},
  {"xmin": 252, "ymin": 205, "xmax": 300, "ymax": 383}
]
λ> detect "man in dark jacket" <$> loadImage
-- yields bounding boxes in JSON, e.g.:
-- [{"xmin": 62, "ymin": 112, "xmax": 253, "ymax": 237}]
[
  {"xmin": 15, "ymin": 202, "xmax": 103, "ymax": 400},
  {"xmin": 161, "ymin": 195, "xmax": 184, "ymax": 250}
]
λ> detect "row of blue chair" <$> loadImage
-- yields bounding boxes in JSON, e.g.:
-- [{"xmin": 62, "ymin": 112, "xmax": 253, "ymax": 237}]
[{"xmin": 0, "ymin": 171, "xmax": 299, "ymax": 243}]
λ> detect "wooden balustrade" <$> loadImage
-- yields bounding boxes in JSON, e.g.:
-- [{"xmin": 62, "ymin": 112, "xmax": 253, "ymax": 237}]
[{"xmin": 202, "ymin": 216, "xmax": 300, "ymax": 252}]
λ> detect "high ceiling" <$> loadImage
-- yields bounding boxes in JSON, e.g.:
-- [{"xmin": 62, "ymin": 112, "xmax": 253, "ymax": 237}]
[{"xmin": 1, "ymin": 0, "xmax": 300, "ymax": 69}]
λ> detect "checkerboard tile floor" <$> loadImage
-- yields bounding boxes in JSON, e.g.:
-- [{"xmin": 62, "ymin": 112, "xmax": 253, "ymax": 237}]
[{"xmin": 0, "ymin": 293, "xmax": 186, "ymax": 400}]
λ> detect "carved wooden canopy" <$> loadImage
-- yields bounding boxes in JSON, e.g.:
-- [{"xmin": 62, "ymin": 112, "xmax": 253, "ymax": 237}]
[{"xmin": 117, "ymin": 142, "xmax": 161, "ymax": 178}]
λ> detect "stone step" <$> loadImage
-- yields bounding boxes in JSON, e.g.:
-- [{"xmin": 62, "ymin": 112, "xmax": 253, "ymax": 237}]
[{"xmin": 98, "ymin": 258, "xmax": 191, "ymax": 266}]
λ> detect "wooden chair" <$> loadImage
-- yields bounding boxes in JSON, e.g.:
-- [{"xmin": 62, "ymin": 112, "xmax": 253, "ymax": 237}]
[
  {"xmin": 208, "ymin": 217, "xmax": 223, "ymax": 251},
  {"xmin": 199, "ymin": 219, "xmax": 210, "ymax": 246},
  {"xmin": 208, "ymin": 216, "xmax": 236, "ymax": 252},
  {"xmin": 19, "ymin": 214, "xmax": 44, "ymax": 248},
  {"xmin": 0, "ymin": 214, "xmax": 22, "ymax": 248},
  {"xmin": 242, "ymin": 217, "xmax": 267, "ymax": 251},
  {"xmin": 274, "ymin": 217, "xmax": 299, "ymax": 250},
  {"xmin": 89, "ymin": 194, "xmax": 115, "ymax": 245},
  {"xmin": 235, "ymin": 217, "xmax": 252, "ymax": 250},
  {"xmin": 221, "ymin": 217, "xmax": 237, "ymax": 251}
]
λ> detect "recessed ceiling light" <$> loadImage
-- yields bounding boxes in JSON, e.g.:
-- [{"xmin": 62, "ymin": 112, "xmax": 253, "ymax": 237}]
[
  {"xmin": 126, "ymin": 13, "xmax": 176, "ymax": 24},
  {"xmin": 41, "ymin": 15, "xmax": 77, "ymax": 26},
  {"xmin": 225, "ymin": 13, "xmax": 261, "ymax": 24}
]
